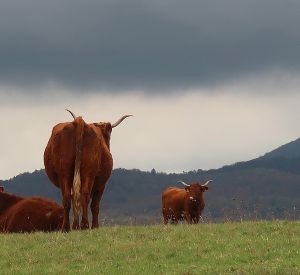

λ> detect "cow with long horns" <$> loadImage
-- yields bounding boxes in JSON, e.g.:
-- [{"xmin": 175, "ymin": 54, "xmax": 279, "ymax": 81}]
[
  {"xmin": 44, "ymin": 110, "xmax": 132, "ymax": 231},
  {"xmin": 162, "ymin": 180, "xmax": 212, "ymax": 224}
]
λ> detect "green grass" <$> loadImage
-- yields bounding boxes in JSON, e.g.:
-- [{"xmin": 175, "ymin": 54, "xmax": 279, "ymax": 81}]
[{"xmin": 0, "ymin": 221, "xmax": 299, "ymax": 274}]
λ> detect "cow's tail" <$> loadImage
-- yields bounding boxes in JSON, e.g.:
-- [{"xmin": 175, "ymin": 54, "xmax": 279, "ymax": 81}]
[{"xmin": 72, "ymin": 117, "xmax": 85, "ymax": 222}]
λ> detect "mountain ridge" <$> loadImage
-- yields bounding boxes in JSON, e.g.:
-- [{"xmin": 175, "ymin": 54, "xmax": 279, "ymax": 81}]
[{"xmin": 261, "ymin": 138, "xmax": 300, "ymax": 160}]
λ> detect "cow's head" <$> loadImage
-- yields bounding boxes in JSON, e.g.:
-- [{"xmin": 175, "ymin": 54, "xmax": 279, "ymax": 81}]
[
  {"xmin": 0, "ymin": 186, "xmax": 4, "ymax": 192},
  {"xmin": 97, "ymin": 115, "xmax": 132, "ymax": 146},
  {"xmin": 178, "ymin": 180, "xmax": 212, "ymax": 202},
  {"xmin": 66, "ymin": 109, "xmax": 132, "ymax": 147}
]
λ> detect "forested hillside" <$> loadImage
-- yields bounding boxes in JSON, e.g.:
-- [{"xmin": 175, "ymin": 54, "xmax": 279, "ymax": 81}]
[{"xmin": 1, "ymin": 154, "xmax": 300, "ymax": 224}]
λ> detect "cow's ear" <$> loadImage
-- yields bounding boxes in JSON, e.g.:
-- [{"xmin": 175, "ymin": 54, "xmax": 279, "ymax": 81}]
[
  {"xmin": 105, "ymin": 123, "xmax": 112, "ymax": 134},
  {"xmin": 185, "ymin": 186, "xmax": 190, "ymax": 192},
  {"xmin": 202, "ymin": 186, "xmax": 208, "ymax": 192}
]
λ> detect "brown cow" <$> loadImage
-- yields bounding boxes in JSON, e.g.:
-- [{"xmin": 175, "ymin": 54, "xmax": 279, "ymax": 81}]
[
  {"xmin": 0, "ymin": 186, "xmax": 4, "ymax": 193},
  {"xmin": 44, "ymin": 110, "xmax": 132, "ymax": 231},
  {"xmin": 162, "ymin": 180, "xmax": 212, "ymax": 224},
  {"xmin": 0, "ymin": 189, "xmax": 63, "ymax": 233}
]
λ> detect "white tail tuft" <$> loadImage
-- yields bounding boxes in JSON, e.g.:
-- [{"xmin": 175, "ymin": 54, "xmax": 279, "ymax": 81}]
[{"xmin": 72, "ymin": 169, "xmax": 81, "ymax": 221}]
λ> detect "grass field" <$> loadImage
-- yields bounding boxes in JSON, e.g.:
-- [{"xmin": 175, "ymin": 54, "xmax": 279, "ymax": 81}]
[{"xmin": 0, "ymin": 221, "xmax": 299, "ymax": 274}]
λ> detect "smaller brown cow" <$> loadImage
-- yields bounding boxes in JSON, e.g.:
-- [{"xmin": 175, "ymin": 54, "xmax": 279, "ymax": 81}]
[
  {"xmin": 0, "ymin": 189, "xmax": 63, "ymax": 233},
  {"xmin": 162, "ymin": 180, "xmax": 212, "ymax": 224}
]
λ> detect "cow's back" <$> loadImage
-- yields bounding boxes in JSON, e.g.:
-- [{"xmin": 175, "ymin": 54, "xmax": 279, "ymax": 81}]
[
  {"xmin": 45, "ymin": 121, "xmax": 112, "ymax": 186},
  {"xmin": 81, "ymin": 124, "xmax": 111, "ymax": 177},
  {"xmin": 1, "ymin": 198, "xmax": 63, "ymax": 233},
  {"xmin": 162, "ymin": 187, "xmax": 186, "ymax": 219},
  {"xmin": 44, "ymin": 122, "xmax": 77, "ymax": 187}
]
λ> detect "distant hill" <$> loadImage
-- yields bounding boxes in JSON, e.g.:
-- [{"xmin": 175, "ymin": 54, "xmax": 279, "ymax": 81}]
[
  {"xmin": 1, "ymin": 138, "xmax": 300, "ymax": 224},
  {"xmin": 211, "ymin": 138, "xmax": 300, "ymax": 175},
  {"xmin": 261, "ymin": 138, "xmax": 300, "ymax": 160}
]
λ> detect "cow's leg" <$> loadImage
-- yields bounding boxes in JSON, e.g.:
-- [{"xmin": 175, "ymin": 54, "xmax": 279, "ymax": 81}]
[
  {"xmin": 184, "ymin": 213, "xmax": 193, "ymax": 224},
  {"xmin": 171, "ymin": 215, "xmax": 178, "ymax": 225},
  {"xmin": 61, "ymin": 179, "xmax": 71, "ymax": 232},
  {"xmin": 80, "ymin": 177, "xmax": 93, "ymax": 229},
  {"xmin": 162, "ymin": 209, "xmax": 168, "ymax": 225},
  {"xmin": 72, "ymin": 196, "xmax": 80, "ymax": 230},
  {"xmin": 90, "ymin": 183, "xmax": 105, "ymax": 229},
  {"xmin": 193, "ymin": 216, "xmax": 199, "ymax": 224}
]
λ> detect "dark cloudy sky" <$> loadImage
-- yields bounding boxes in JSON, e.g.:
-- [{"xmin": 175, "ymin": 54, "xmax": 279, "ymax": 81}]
[
  {"xmin": 1, "ymin": 1, "xmax": 300, "ymax": 179},
  {"xmin": 1, "ymin": 0, "xmax": 299, "ymax": 90}
]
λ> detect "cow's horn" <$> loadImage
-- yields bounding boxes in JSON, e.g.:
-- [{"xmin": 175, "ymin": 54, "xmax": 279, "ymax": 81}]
[
  {"xmin": 202, "ymin": 180, "xmax": 213, "ymax": 186},
  {"xmin": 178, "ymin": 180, "xmax": 190, "ymax": 187},
  {"xmin": 111, "ymin": 115, "xmax": 133, "ymax": 128},
  {"xmin": 65, "ymin": 109, "xmax": 77, "ymax": 120}
]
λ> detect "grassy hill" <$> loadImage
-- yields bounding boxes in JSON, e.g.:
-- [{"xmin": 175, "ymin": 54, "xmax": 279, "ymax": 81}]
[{"xmin": 0, "ymin": 221, "xmax": 299, "ymax": 274}]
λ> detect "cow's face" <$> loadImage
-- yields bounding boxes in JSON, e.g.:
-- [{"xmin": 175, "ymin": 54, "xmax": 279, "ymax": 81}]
[{"xmin": 185, "ymin": 183, "xmax": 208, "ymax": 201}]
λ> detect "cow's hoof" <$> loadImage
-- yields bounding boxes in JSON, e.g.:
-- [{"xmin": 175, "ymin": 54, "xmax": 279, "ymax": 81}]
[
  {"xmin": 61, "ymin": 226, "xmax": 70, "ymax": 232},
  {"xmin": 72, "ymin": 222, "xmax": 80, "ymax": 230},
  {"xmin": 91, "ymin": 223, "xmax": 99, "ymax": 229},
  {"xmin": 61, "ymin": 221, "xmax": 70, "ymax": 232},
  {"xmin": 80, "ymin": 222, "xmax": 89, "ymax": 230}
]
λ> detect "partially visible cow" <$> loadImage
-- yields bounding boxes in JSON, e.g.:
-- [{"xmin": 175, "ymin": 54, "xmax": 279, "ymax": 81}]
[
  {"xmin": 0, "ymin": 186, "xmax": 4, "ymax": 192},
  {"xmin": 162, "ymin": 180, "xmax": 212, "ymax": 224},
  {"xmin": 44, "ymin": 110, "xmax": 132, "ymax": 231},
  {"xmin": 0, "ymin": 189, "xmax": 63, "ymax": 233}
]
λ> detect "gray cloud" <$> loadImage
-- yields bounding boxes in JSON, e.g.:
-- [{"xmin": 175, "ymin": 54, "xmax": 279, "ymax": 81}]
[{"xmin": 0, "ymin": 0, "xmax": 299, "ymax": 92}]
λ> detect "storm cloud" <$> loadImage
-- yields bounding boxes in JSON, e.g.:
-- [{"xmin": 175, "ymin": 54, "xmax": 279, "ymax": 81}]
[{"xmin": 0, "ymin": 0, "xmax": 299, "ymax": 92}]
